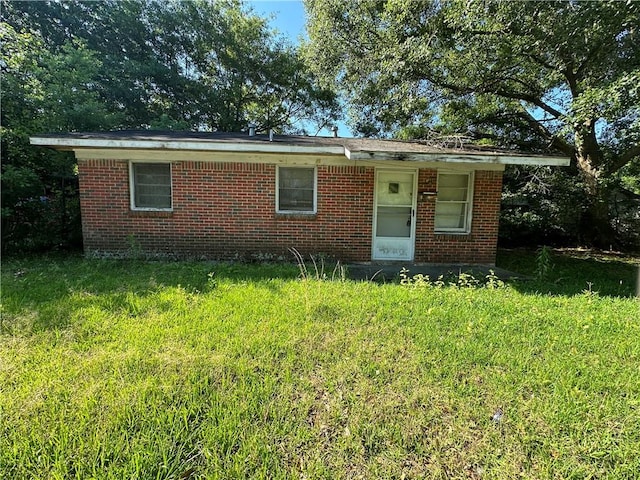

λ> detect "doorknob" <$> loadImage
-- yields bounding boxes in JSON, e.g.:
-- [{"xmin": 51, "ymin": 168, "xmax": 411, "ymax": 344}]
[{"xmin": 407, "ymin": 208, "xmax": 414, "ymax": 227}]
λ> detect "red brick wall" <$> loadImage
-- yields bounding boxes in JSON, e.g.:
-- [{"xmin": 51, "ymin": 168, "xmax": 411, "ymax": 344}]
[
  {"xmin": 78, "ymin": 160, "xmax": 375, "ymax": 261},
  {"xmin": 78, "ymin": 159, "xmax": 502, "ymax": 264},
  {"xmin": 414, "ymin": 169, "xmax": 503, "ymax": 265}
]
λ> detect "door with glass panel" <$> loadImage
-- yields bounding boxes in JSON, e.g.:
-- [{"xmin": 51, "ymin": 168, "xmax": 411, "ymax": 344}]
[{"xmin": 372, "ymin": 170, "xmax": 416, "ymax": 261}]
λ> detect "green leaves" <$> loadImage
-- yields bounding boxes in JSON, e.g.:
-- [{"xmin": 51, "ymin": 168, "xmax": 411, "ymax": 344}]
[
  {"xmin": 306, "ymin": 0, "xmax": 638, "ymax": 150},
  {"xmin": 3, "ymin": 0, "xmax": 340, "ymax": 133}
]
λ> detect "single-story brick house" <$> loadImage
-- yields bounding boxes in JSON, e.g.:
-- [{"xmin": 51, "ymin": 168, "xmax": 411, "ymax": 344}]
[{"xmin": 30, "ymin": 131, "xmax": 568, "ymax": 264}]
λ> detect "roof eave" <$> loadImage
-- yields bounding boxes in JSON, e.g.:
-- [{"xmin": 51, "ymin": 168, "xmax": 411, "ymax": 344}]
[
  {"xmin": 30, "ymin": 136, "xmax": 570, "ymax": 166},
  {"xmin": 344, "ymin": 149, "xmax": 569, "ymax": 166},
  {"xmin": 29, "ymin": 137, "xmax": 346, "ymax": 155}
]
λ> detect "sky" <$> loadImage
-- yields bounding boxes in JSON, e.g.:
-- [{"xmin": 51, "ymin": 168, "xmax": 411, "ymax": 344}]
[
  {"xmin": 246, "ymin": 1, "xmax": 352, "ymax": 136},
  {"xmin": 247, "ymin": 1, "xmax": 307, "ymax": 42}
]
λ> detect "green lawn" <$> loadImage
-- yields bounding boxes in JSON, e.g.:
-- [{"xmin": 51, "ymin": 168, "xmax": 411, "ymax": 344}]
[{"xmin": 1, "ymin": 251, "xmax": 639, "ymax": 479}]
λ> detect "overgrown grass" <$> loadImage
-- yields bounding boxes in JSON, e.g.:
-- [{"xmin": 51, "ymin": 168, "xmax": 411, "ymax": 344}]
[
  {"xmin": 498, "ymin": 247, "xmax": 639, "ymax": 297},
  {"xmin": 1, "ymin": 251, "xmax": 639, "ymax": 479}
]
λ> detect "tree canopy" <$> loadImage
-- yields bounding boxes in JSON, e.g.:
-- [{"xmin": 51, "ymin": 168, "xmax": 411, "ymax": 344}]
[
  {"xmin": 305, "ymin": 0, "xmax": 640, "ymax": 246},
  {"xmin": 3, "ymin": 0, "xmax": 340, "ymax": 133}
]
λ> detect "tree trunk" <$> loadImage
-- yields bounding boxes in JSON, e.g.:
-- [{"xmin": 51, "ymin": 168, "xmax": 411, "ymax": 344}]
[
  {"xmin": 574, "ymin": 124, "xmax": 617, "ymax": 248},
  {"xmin": 580, "ymin": 180, "xmax": 617, "ymax": 248}
]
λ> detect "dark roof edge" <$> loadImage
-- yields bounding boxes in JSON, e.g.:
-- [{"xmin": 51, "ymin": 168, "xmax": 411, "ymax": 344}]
[{"xmin": 29, "ymin": 130, "xmax": 570, "ymax": 166}]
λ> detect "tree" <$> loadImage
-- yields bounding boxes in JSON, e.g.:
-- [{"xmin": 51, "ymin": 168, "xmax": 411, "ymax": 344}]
[
  {"xmin": 1, "ymin": 23, "xmax": 123, "ymax": 252},
  {"xmin": 153, "ymin": 0, "xmax": 340, "ymax": 133},
  {"xmin": 3, "ymin": 0, "xmax": 340, "ymax": 133},
  {"xmin": 305, "ymin": 0, "xmax": 640, "ymax": 247},
  {"xmin": 3, "ymin": 0, "xmax": 209, "ymax": 129}
]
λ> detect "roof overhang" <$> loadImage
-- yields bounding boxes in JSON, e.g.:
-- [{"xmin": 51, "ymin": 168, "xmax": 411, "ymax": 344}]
[
  {"xmin": 29, "ymin": 137, "xmax": 346, "ymax": 156},
  {"xmin": 29, "ymin": 133, "xmax": 570, "ymax": 167},
  {"xmin": 343, "ymin": 149, "xmax": 568, "ymax": 166}
]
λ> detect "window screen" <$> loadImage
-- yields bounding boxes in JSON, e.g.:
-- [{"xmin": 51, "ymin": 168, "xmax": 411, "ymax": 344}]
[
  {"xmin": 278, "ymin": 167, "xmax": 315, "ymax": 212},
  {"xmin": 435, "ymin": 173, "xmax": 472, "ymax": 232},
  {"xmin": 132, "ymin": 163, "xmax": 172, "ymax": 210}
]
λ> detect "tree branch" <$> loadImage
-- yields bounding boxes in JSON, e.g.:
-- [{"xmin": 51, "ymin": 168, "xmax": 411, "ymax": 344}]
[
  {"xmin": 575, "ymin": 41, "xmax": 606, "ymax": 80},
  {"xmin": 523, "ymin": 53, "xmax": 557, "ymax": 72},
  {"xmin": 607, "ymin": 144, "xmax": 640, "ymax": 174},
  {"xmin": 516, "ymin": 109, "xmax": 575, "ymax": 158},
  {"xmin": 431, "ymin": 75, "xmax": 566, "ymax": 120},
  {"xmin": 563, "ymin": 66, "xmax": 579, "ymax": 98},
  {"xmin": 494, "ymin": 89, "xmax": 565, "ymax": 119}
]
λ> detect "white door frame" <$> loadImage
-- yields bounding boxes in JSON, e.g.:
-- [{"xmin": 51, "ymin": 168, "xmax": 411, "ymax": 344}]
[{"xmin": 372, "ymin": 169, "xmax": 418, "ymax": 261}]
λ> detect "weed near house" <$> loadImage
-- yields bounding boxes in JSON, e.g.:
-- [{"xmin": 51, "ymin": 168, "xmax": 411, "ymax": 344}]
[{"xmin": 1, "ymin": 253, "xmax": 639, "ymax": 479}]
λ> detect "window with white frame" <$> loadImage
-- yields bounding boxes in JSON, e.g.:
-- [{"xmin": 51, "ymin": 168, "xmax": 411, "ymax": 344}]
[
  {"xmin": 435, "ymin": 172, "xmax": 473, "ymax": 232},
  {"xmin": 277, "ymin": 166, "xmax": 316, "ymax": 213},
  {"xmin": 130, "ymin": 162, "xmax": 172, "ymax": 210}
]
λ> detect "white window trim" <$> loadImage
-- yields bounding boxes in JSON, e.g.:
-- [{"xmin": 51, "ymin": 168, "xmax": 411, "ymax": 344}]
[
  {"xmin": 435, "ymin": 171, "xmax": 474, "ymax": 234},
  {"xmin": 276, "ymin": 165, "xmax": 317, "ymax": 214},
  {"xmin": 129, "ymin": 161, "xmax": 174, "ymax": 211}
]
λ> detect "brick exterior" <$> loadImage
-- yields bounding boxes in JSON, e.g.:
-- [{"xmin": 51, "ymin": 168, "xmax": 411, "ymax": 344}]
[
  {"xmin": 78, "ymin": 159, "xmax": 502, "ymax": 264},
  {"xmin": 414, "ymin": 169, "xmax": 502, "ymax": 265}
]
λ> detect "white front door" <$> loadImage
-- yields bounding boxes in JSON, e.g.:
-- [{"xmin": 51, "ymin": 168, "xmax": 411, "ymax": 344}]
[{"xmin": 372, "ymin": 170, "xmax": 417, "ymax": 261}]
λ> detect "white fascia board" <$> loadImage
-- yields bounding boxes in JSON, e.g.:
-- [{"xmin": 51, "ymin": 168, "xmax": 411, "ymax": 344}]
[
  {"xmin": 30, "ymin": 136, "xmax": 569, "ymax": 166},
  {"xmin": 29, "ymin": 137, "xmax": 346, "ymax": 156},
  {"xmin": 344, "ymin": 148, "xmax": 569, "ymax": 166}
]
